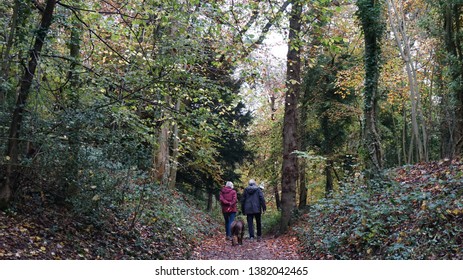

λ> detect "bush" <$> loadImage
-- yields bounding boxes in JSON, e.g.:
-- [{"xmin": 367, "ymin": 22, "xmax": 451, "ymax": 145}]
[
  {"xmin": 262, "ymin": 209, "xmax": 281, "ymax": 235},
  {"xmin": 297, "ymin": 163, "xmax": 463, "ymax": 259}
]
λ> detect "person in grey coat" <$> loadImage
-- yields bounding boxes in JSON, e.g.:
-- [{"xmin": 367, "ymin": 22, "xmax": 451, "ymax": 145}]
[{"xmin": 241, "ymin": 179, "xmax": 266, "ymax": 241}]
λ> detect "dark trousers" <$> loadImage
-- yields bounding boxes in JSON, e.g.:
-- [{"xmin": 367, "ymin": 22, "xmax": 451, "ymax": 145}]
[
  {"xmin": 246, "ymin": 213, "xmax": 262, "ymax": 238},
  {"xmin": 223, "ymin": 212, "xmax": 236, "ymax": 237}
]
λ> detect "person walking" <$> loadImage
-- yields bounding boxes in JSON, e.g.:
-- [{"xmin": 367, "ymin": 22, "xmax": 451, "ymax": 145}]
[
  {"xmin": 219, "ymin": 181, "xmax": 237, "ymax": 240},
  {"xmin": 241, "ymin": 179, "xmax": 266, "ymax": 241}
]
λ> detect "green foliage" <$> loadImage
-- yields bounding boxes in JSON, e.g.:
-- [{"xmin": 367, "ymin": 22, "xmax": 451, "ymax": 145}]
[
  {"xmin": 299, "ymin": 53, "xmax": 359, "ymax": 198},
  {"xmin": 261, "ymin": 209, "xmax": 281, "ymax": 235},
  {"xmin": 21, "ymin": 103, "xmax": 149, "ymax": 213},
  {"xmin": 297, "ymin": 162, "xmax": 463, "ymax": 259},
  {"xmin": 123, "ymin": 184, "xmax": 219, "ymax": 248},
  {"xmin": 302, "ymin": 55, "xmax": 357, "ymax": 155},
  {"xmin": 0, "ymin": 0, "xmax": 257, "ymax": 216},
  {"xmin": 356, "ymin": 0, "xmax": 386, "ymax": 36}
]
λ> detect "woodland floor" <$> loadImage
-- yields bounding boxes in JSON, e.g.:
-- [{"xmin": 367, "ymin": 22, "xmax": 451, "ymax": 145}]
[
  {"xmin": 3, "ymin": 160, "xmax": 462, "ymax": 260},
  {"xmin": 0, "ymin": 204, "xmax": 302, "ymax": 260},
  {"xmin": 191, "ymin": 230, "xmax": 302, "ymax": 260},
  {"xmin": 0, "ymin": 186, "xmax": 302, "ymax": 260}
]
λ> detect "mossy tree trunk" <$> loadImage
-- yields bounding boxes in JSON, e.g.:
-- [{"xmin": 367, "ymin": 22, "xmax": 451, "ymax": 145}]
[{"xmin": 356, "ymin": 0, "xmax": 385, "ymax": 178}]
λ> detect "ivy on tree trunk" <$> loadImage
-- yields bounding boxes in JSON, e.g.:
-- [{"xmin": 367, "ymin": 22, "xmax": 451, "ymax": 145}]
[{"xmin": 356, "ymin": 0, "xmax": 385, "ymax": 178}]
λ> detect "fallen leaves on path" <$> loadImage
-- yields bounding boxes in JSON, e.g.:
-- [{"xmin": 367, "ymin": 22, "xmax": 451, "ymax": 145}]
[{"xmin": 191, "ymin": 231, "xmax": 302, "ymax": 260}]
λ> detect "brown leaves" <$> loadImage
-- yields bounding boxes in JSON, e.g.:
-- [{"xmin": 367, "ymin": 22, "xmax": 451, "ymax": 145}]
[
  {"xmin": 393, "ymin": 158, "xmax": 463, "ymax": 194},
  {"xmin": 0, "ymin": 205, "xmax": 188, "ymax": 260},
  {"xmin": 191, "ymin": 231, "xmax": 301, "ymax": 260}
]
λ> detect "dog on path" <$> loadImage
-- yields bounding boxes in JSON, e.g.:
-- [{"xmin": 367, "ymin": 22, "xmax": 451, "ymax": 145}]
[{"xmin": 230, "ymin": 219, "xmax": 245, "ymax": 246}]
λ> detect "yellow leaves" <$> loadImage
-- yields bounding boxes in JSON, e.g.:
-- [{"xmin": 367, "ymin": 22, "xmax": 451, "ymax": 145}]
[
  {"xmin": 288, "ymin": 79, "xmax": 300, "ymax": 85},
  {"xmin": 397, "ymin": 231, "xmax": 406, "ymax": 243},
  {"xmin": 421, "ymin": 201, "xmax": 427, "ymax": 210},
  {"xmin": 446, "ymin": 209, "xmax": 463, "ymax": 216},
  {"xmin": 335, "ymin": 67, "xmax": 364, "ymax": 98}
]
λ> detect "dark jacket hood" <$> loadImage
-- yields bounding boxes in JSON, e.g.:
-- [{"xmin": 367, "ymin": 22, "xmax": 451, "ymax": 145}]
[{"xmin": 245, "ymin": 184, "xmax": 259, "ymax": 194}]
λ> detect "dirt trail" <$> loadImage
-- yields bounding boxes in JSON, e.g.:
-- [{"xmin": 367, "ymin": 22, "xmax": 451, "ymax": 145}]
[{"xmin": 191, "ymin": 233, "xmax": 302, "ymax": 260}]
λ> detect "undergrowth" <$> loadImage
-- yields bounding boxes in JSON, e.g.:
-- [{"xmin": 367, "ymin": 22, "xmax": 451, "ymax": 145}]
[
  {"xmin": 296, "ymin": 161, "xmax": 463, "ymax": 259},
  {"xmin": 2, "ymin": 170, "xmax": 220, "ymax": 260}
]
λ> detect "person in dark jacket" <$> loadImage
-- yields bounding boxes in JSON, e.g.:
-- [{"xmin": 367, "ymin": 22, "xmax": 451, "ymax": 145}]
[
  {"xmin": 241, "ymin": 179, "xmax": 266, "ymax": 241},
  {"xmin": 219, "ymin": 181, "xmax": 237, "ymax": 240}
]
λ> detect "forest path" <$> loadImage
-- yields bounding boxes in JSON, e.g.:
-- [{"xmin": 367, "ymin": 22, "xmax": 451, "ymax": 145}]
[{"xmin": 191, "ymin": 231, "xmax": 302, "ymax": 260}]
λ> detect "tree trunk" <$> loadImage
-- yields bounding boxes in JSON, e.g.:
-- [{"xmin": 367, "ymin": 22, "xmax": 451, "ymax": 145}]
[
  {"xmin": 386, "ymin": 0, "xmax": 427, "ymax": 162},
  {"xmin": 297, "ymin": 104, "xmax": 308, "ymax": 209},
  {"xmin": 280, "ymin": 0, "xmax": 301, "ymax": 233},
  {"xmin": 402, "ymin": 105, "xmax": 408, "ymax": 163},
  {"xmin": 357, "ymin": 0, "xmax": 384, "ymax": 178},
  {"xmin": 452, "ymin": 4, "xmax": 463, "ymax": 155},
  {"xmin": 325, "ymin": 159, "xmax": 333, "ymax": 198},
  {"xmin": 273, "ymin": 182, "xmax": 281, "ymax": 211},
  {"xmin": 298, "ymin": 76, "xmax": 308, "ymax": 209},
  {"xmin": 0, "ymin": 0, "xmax": 21, "ymax": 105},
  {"xmin": 442, "ymin": 2, "xmax": 463, "ymax": 156},
  {"xmin": 1, "ymin": 0, "xmax": 57, "ymax": 209},
  {"xmin": 168, "ymin": 99, "xmax": 181, "ymax": 189},
  {"xmin": 298, "ymin": 160, "xmax": 307, "ymax": 208},
  {"xmin": 62, "ymin": 1, "xmax": 82, "ymax": 199},
  {"xmin": 206, "ymin": 175, "xmax": 214, "ymax": 212},
  {"xmin": 153, "ymin": 96, "xmax": 171, "ymax": 186},
  {"xmin": 436, "ymin": 60, "xmax": 454, "ymax": 158}
]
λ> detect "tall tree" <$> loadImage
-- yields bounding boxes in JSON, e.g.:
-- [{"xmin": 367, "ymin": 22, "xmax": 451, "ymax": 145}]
[
  {"xmin": 356, "ymin": 0, "xmax": 385, "ymax": 178},
  {"xmin": 440, "ymin": 1, "xmax": 463, "ymax": 157},
  {"xmin": 0, "ymin": 0, "xmax": 21, "ymax": 105},
  {"xmin": 61, "ymin": 0, "xmax": 83, "ymax": 198},
  {"xmin": 280, "ymin": 0, "xmax": 302, "ymax": 232},
  {"xmin": 302, "ymin": 55, "xmax": 357, "ymax": 198},
  {"xmin": 386, "ymin": 0, "xmax": 428, "ymax": 163},
  {"xmin": 1, "ymin": 0, "xmax": 57, "ymax": 209}
]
